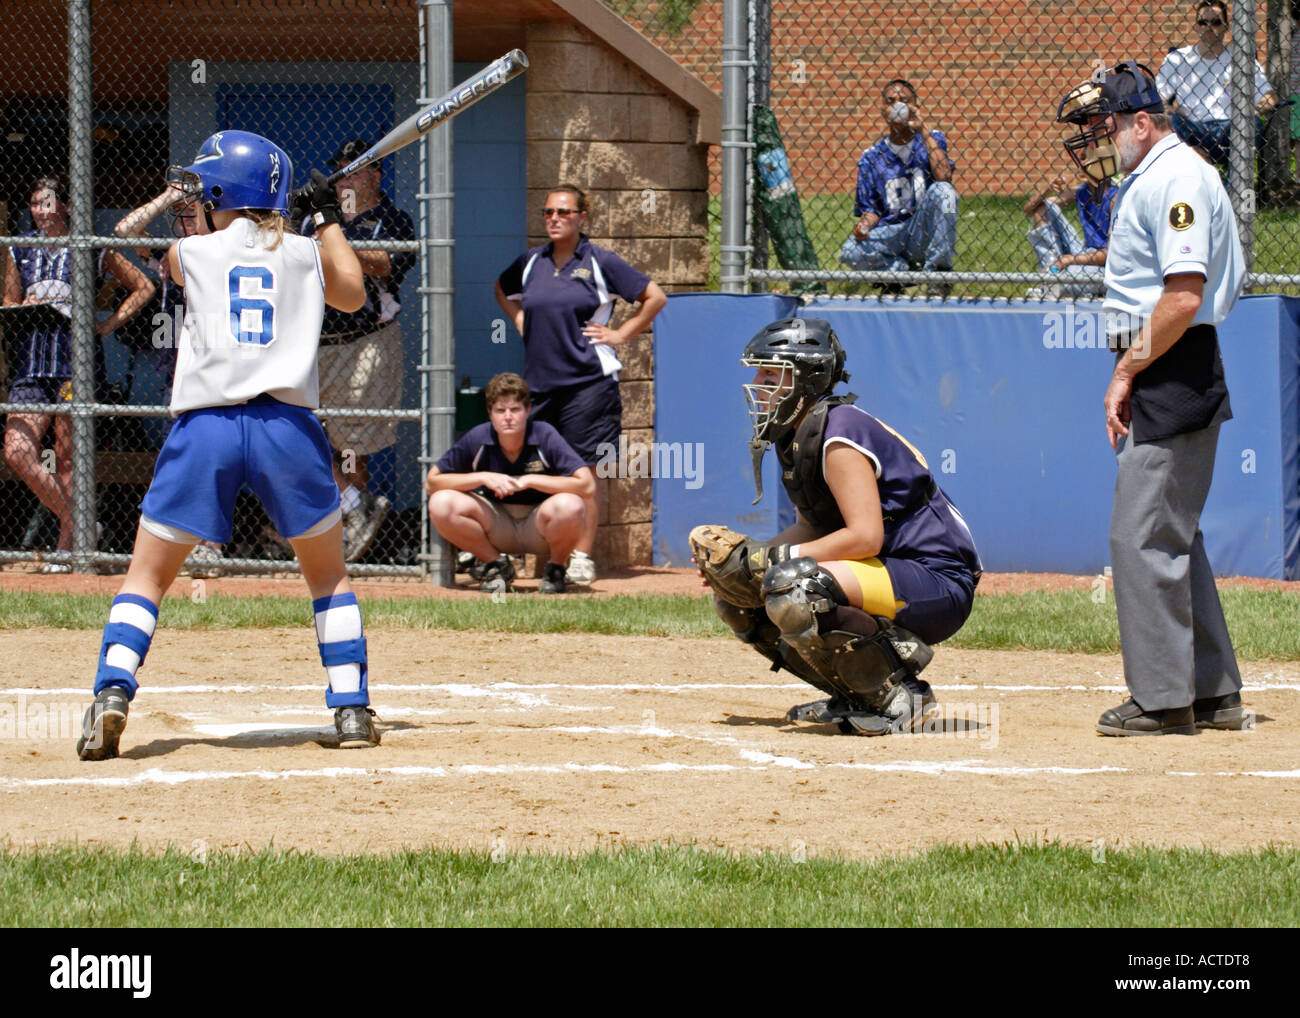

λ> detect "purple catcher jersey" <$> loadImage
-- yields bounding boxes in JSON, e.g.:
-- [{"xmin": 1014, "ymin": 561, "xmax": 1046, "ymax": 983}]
[{"xmin": 821, "ymin": 403, "xmax": 980, "ymax": 573}]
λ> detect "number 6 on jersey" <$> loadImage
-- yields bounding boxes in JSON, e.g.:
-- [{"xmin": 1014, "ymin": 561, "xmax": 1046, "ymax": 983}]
[{"xmin": 229, "ymin": 265, "xmax": 276, "ymax": 345}]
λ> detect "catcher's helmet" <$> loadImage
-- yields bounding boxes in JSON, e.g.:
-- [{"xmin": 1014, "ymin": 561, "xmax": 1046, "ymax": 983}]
[
  {"xmin": 166, "ymin": 130, "xmax": 292, "ymax": 217},
  {"xmin": 1057, "ymin": 62, "xmax": 1162, "ymax": 183},
  {"xmin": 742, "ymin": 318, "xmax": 849, "ymax": 444}
]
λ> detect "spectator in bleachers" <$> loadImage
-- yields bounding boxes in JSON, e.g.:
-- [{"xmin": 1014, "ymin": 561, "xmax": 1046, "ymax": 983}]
[
  {"xmin": 1022, "ymin": 173, "xmax": 1117, "ymax": 298},
  {"xmin": 3, "ymin": 174, "xmax": 153, "ymax": 570},
  {"xmin": 1156, "ymin": 0, "xmax": 1278, "ymax": 167},
  {"xmin": 837, "ymin": 78, "xmax": 958, "ymax": 295}
]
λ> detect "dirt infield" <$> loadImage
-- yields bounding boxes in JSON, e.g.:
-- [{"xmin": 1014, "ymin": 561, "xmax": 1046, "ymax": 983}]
[{"xmin": 3, "ymin": 624, "xmax": 1298, "ymax": 857}]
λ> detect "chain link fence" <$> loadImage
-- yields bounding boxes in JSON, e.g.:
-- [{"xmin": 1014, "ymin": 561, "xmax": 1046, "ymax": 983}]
[
  {"xmin": 614, "ymin": 0, "xmax": 1300, "ymax": 296},
  {"xmin": 1, "ymin": 0, "xmax": 428, "ymax": 577}
]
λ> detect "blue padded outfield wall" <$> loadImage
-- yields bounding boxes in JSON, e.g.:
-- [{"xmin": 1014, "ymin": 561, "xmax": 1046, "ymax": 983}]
[{"xmin": 653, "ymin": 294, "xmax": 1300, "ymax": 578}]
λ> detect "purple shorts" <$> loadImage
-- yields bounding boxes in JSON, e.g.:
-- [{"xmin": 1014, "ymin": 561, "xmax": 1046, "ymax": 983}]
[
  {"xmin": 530, "ymin": 377, "xmax": 622, "ymax": 466},
  {"xmin": 8, "ymin": 376, "xmax": 69, "ymax": 405}
]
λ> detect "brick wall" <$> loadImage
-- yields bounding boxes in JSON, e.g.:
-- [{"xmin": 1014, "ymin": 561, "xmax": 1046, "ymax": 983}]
[
  {"xmin": 525, "ymin": 21, "xmax": 711, "ymax": 567},
  {"xmin": 629, "ymin": 0, "xmax": 1286, "ymax": 196}
]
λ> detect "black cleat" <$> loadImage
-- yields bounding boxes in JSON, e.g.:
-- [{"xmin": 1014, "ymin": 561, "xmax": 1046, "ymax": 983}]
[
  {"xmin": 786, "ymin": 696, "xmax": 857, "ymax": 724},
  {"xmin": 478, "ymin": 556, "xmax": 516, "ymax": 595},
  {"xmin": 76, "ymin": 687, "xmax": 130, "ymax": 761},
  {"xmin": 538, "ymin": 562, "xmax": 568, "ymax": 595},
  {"xmin": 839, "ymin": 680, "xmax": 938, "ymax": 736},
  {"xmin": 334, "ymin": 706, "xmax": 381, "ymax": 748}
]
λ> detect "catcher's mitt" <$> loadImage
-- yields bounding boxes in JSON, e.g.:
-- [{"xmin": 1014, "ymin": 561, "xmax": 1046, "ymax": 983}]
[{"xmin": 689, "ymin": 524, "xmax": 786, "ymax": 608}]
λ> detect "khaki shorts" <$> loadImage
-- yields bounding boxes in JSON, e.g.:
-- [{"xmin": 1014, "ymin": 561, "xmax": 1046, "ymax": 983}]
[
  {"xmin": 469, "ymin": 493, "xmax": 551, "ymax": 558},
  {"xmin": 318, "ymin": 320, "xmax": 403, "ymax": 457}
]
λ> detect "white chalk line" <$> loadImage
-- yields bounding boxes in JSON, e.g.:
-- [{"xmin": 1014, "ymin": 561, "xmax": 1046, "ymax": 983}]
[
  {"xmin": 6, "ymin": 760, "xmax": 1300, "ymax": 791},
  {"xmin": 7, "ymin": 678, "xmax": 1300, "ymax": 699}
]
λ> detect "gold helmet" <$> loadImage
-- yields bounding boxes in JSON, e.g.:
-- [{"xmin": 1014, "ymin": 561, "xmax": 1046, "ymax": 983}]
[{"xmin": 1056, "ymin": 81, "xmax": 1120, "ymax": 183}]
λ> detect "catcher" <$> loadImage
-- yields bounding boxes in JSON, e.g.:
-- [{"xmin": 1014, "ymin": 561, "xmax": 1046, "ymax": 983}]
[{"xmin": 691, "ymin": 318, "xmax": 982, "ymax": 734}]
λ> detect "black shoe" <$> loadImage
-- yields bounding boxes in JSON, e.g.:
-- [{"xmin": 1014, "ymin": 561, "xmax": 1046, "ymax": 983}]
[
  {"xmin": 787, "ymin": 696, "xmax": 857, "ymax": 723},
  {"xmin": 76, "ymin": 686, "xmax": 130, "ymax": 761},
  {"xmin": 839, "ymin": 679, "xmax": 937, "ymax": 736},
  {"xmin": 334, "ymin": 706, "xmax": 380, "ymax": 748},
  {"xmin": 1193, "ymin": 691, "xmax": 1253, "ymax": 730},
  {"xmin": 1097, "ymin": 698, "xmax": 1197, "ymax": 737},
  {"xmin": 538, "ymin": 561, "xmax": 567, "ymax": 595},
  {"xmin": 478, "ymin": 556, "xmax": 516, "ymax": 595}
]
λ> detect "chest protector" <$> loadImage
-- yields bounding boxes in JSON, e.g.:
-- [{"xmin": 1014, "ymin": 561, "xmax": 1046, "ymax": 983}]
[{"xmin": 776, "ymin": 394, "xmax": 857, "ymax": 533}]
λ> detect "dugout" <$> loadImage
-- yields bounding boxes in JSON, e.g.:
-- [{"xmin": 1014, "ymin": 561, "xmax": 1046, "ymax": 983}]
[{"xmin": 652, "ymin": 293, "xmax": 1300, "ymax": 579}]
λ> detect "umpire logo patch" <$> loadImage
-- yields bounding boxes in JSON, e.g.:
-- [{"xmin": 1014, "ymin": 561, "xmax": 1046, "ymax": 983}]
[{"xmin": 1169, "ymin": 202, "xmax": 1194, "ymax": 230}]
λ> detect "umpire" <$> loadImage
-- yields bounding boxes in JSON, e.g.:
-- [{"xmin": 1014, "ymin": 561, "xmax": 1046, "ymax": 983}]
[{"xmin": 1059, "ymin": 62, "xmax": 1250, "ymax": 736}]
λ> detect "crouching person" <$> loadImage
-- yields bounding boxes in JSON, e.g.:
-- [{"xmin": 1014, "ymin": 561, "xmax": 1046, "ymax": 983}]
[
  {"xmin": 691, "ymin": 318, "xmax": 982, "ymax": 735},
  {"xmin": 427, "ymin": 372, "xmax": 594, "ymax": 594}
]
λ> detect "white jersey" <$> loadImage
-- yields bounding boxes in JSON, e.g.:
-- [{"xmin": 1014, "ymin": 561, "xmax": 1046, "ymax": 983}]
[{"xmin": 171, "ymin": 216, "xmax": 325, "ymax": 413}]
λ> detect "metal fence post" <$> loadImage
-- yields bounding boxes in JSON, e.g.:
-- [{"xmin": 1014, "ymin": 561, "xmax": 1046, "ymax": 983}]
[
  {"xmin": 1230, "ymin": 0, "xmax": 1257, "ymax": 267},
  {"xmin": 419, "ymin": 0, "xmax": 454, "ymax": 584},
  {"xmin": 68, "ymin": 0, "xmax": 96, "ymax": 573},
  {"xmin": 720, "ymin": 0, "xmax": 750, "ymax": 293}
]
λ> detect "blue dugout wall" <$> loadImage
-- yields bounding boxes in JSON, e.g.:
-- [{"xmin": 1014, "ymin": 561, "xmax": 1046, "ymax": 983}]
[{"xmin": 653, "ymin": 294, "xmax": 1300, "ymax": 579}]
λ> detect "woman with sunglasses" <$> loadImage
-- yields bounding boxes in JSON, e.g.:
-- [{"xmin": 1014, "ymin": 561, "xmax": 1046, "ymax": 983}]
[
  {"xmin": 3, "ymin": 174, "xmax": 154, "ymax": 571},
  {"xmin": 494, "ymin": 184, "xmax": 666, "ymax": 585}
]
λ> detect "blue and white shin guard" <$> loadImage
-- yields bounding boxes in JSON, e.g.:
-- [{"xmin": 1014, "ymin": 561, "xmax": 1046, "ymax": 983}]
[
  {"xmin": 93, "ymin": 594, "xmax": 159, "ymax": 699},
  {"xmin": 314, "ymin": 592, "xmax": 369, "ymax": 708}
]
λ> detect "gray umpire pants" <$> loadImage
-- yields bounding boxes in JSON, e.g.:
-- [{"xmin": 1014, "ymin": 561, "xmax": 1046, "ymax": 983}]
[{"xmin": 1109, "ymin": 422, "xmax": 1242, "ymax": 711}]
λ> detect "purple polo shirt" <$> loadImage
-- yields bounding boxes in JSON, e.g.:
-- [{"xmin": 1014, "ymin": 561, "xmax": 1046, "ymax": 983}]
[
  {"xmin": 497, "ymin": 235, "xmax": 650, "ymax": 392},
  {"xmin": 434, "ymin": 418, "xmax": 587, "ymax": 506}
]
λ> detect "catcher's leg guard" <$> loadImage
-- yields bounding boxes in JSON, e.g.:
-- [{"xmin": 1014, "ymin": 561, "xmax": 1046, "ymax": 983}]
[
  {"xmin": 762, "ymin": 558, "xmax": 926, "ymax": 727},
  {"xmin": 714, "ymin": 598, "xmax": 837, "ymax": 695}
]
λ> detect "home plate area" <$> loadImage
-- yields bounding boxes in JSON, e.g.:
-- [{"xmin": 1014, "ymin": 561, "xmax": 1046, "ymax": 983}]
[{"xmin": 2, "ymin": 628, "xmax": 1298, "ymax": 856}]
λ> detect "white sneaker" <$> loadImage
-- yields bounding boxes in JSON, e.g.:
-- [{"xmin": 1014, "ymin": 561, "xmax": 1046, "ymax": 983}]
[{"xmin": 566, "ymin": 550, "xmax": 597, "ymax": 585}]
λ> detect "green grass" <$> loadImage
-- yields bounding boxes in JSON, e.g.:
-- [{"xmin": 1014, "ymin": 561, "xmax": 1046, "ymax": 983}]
[
  {"xmin": 722, "ymin": 191, "xmax": 1300, "ymax": 296},
  {"xmin": 4, "ymin": 586, "xmax": 1300, "ymax": 658},
  {"xmin": 0, "ymin": 590, "xmax": 721, "ymax": 638},
  {"xmin": 2, "ymin": 842, "xmax": 1297, "ymax": 926}
]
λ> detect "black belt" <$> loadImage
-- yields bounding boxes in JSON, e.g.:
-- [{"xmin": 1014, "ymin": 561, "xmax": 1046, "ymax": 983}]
[
  {"xmin": 319, "ymin": 328, "xmax": 371, "ymax": 346},
  {"xmin": 1109, "ymin": 323, "xmax": 1216, "ymax": 353}
]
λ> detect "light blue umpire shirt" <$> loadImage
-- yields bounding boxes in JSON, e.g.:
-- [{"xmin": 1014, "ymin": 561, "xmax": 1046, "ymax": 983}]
[{"xmin": 1103, "ymin": 132, "xmax": 1244, "ymax": 332}]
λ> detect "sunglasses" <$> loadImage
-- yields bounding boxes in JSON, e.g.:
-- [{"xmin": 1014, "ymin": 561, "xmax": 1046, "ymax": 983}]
[
  {"xmin": 1197, "ymin": 17, "xmax": 1224, "ymax": 26},
  {"xmin": 542, "ymin": 207, "xmax": 580, "ymax": 217}
]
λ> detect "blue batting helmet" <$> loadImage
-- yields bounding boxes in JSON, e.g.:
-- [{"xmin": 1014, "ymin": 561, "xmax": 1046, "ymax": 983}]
[{"xmin": 169, "ymin": 130, "xmax": 292, "ymax": 215}]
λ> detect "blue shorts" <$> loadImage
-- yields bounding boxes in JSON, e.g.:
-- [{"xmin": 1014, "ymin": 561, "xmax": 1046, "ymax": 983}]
[
  {"xmin": 141, "ymin": 396, "xmax": 340, "ymax": 543},
  {"xmin": 8, "ymin": 376, "xmax": 70, "ymax": 405},
  {"xmin": 530, "ymin": 377, "xmax": 622, "ymax": 466},
  {"xmin": 882, "ymin": 557, "xmax": 977, "ymax": 644}
]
